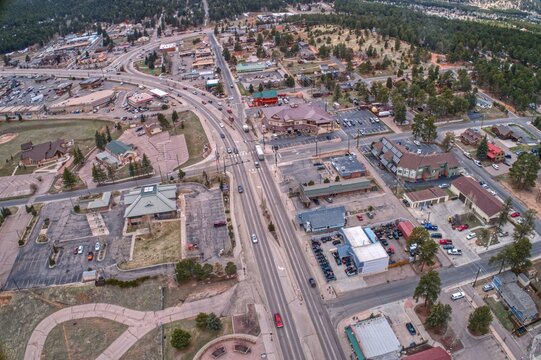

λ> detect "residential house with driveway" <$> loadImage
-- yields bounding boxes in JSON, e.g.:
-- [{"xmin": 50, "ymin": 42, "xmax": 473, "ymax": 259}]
[
  {"xmin": 19, "ymin": 139, "xmax": 69, "ymax": 166},
  {"xmin": 460, "ymin": 128, "xmax": 483, "ymax": 146},
  {"xmin": 371, "ymin": 137, "xmax": 460, "ymax": 183}
]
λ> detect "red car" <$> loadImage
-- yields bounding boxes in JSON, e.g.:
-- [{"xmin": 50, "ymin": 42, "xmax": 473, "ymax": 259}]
[
  {"xmin": 510, "ymin": 212, "xmax": 521, "ymax": 218},
  {"xmin": 356, "ymin": 214, "xmax": 363, "ymax": 221},
  {"xmin": 456, "ymin": 224, "xmax": 469, "ymax": 231},
  {"xmin": 439, "ymin": 239, "xmax": 453, "ymax": 245},
  {"xmin": 274, "ymin": 313, "xmax": 284, "ymax": 328}
]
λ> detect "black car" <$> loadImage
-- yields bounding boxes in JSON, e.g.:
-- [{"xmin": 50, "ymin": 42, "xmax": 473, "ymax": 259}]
[
  {"xmin": 308, "ymin": 278, "xmax": 317, "ymax": 288},
  {"xmin": 332, "ymin": 240, "xmax": 341, "ymax": 246},
  {"xmin": 220, "ymin": 133, "xmax": 225, "ymax": 139},
  {"xmin": 406, "ymin": 322, "xmax": 416, "ymax": 335},
  {"xmin": 237, "ymin": 185, "xmax": 244, "ymax": 193}
]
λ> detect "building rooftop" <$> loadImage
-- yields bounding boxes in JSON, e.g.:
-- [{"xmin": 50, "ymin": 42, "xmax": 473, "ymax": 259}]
[
  {"xmin": 128, "ymin": 92, "xmax": 154, "ymax": 104},
  {"xmin": 149, "ymin": 88, "xmax": 168, "ymax": 98},
  {"xmin": 301, "ymin": 178, "xmax": 375, "ymax": 198},
  {"xmin": 20, "ymin": 139, "xmax": 67, "ymax": 162},
  {"xmin": 106, "ymin": 140, "xmax": 133, "ymax": 156},
  {"xmin": 405, "ymin": 187, "xmax": 447, "ymax": 203},
  {"xmin": 87, "ymin": 192, "xmax": 112, "ymax": 210},
  {"xmin": 352, "ymin": 316, "xmax": 401, "ymax": 359},
  {"xmin": 50, "ymin": 89, "xmax": 114, "ymax": 109},
  {"xmin": 252, "ymin": 90, "xmax": 278, "ymax": 99},
  {"xmin": 341, "ymin": 226, "xmax": 374, "ymax": 248},
  {"xmin": 261, "ymin": 103, "xmax": 333, "ymax": 124},
  {"xmin": 80, "ymin": 77, "xmax": 103, "ymax": 85},
  {"xmin": 331, "ymin": 155, "xmax": 366, "ymax": 178},
  {"xmin": 297, "ymin": 206, "xmax": 346, "ymax": 231},
  {"xmin": 461, "ymin": 128, "xmax": 483, "ymax": 144},
  {"xmin": 404, "ymin": 347, "xmax": 451, "ymax": 360},
  {"xmin": 236, "ymin": 63, "xmax": 266, "ymax": 71},
  {"xmin": 500, "ymin": 282, "xmax": 537, "ymax": 321},
  {"xmin": 96, "ymin": 151, "xmax": 120, "ymax": 166},
  {"xmin": 353, "ymin": 242, "xmax": 389, "ymax": 263},
  {"xmin": 123, "ymin": 184, "xmax": 177, "ymax": 219},
  {"xmin": 451, "ymin": 176, "xmax": 503, "ymax": 217}
]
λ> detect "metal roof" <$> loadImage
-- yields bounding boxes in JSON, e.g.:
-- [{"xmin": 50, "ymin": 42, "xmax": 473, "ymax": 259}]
[
  {"xmin": 341, "ymin": 226, "xmax": 372, "ymax": 248},
  {"xmin": 297, "ymin": 206, "xmax": 346, "ymax": 232},
  {"xmin": 301, "ymin": 178, "xmax": 375, "ymax": 198},
  {"xmin": 87, "ymin": 192, "xmax": 111, "ymax": 210},
  {"xmin": 106, "ymin": 140, "xmax": 133, "ymax": 156},
  {"xmin": 123, "ymin": 184, "xmax": 177, "ymax": 218},
  {"xmin": 331, "ymin": 155, "xmax": 366, "ymax": 177},
  {"xmin": 353, "ymin": 316, "xmax": 401, "ymax": 359}
]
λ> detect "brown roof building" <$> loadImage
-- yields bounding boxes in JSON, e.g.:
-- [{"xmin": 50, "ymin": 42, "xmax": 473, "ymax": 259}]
[
  {"xmin": 403, "ymin": 347, "xmax": 451, "ymax": 360},
  {"xmin": 460, "ymin": 128, "xmax": 483, "ymax": 146},
  {"xmin": 404, "ymin": 187, "xmax": 449, "ymax": 208},
  {"xmin": 450, "ymin": 176, "xmax": 504, "ymax": 224},
  {"xmin": 371, "ymin": 137, "xmax": 461, "ymax": 183},
  {"xmin": 259, "ymin": 103, "xmax": 334, "ymax": 134},
  {"xmin": 492, "ymin": 125, "xmax": 519, "ymax": 140},
  {"xmin": 20, "ymin": 139, "xmax": 68, "ymax": 166}
]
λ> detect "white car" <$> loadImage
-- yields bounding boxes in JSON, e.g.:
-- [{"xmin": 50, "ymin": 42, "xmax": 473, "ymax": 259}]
[
  {"xmin": 466, "ymin": 232, "xmax": 477, "ymax": 240},
  {"xmin": 492, "ymin": 164, "xmax": 499, "ymax": 170},
  {"xmin": 474, "ymin": 160, "xmax": 482, "ymax": 167},
  {"xmin": 77, "ymin": 245, "xmax": 84, "ymax": 254},
  {"xmin": 487, "ymin": 189, "xmax": 497, "ymax": 196},
  {"xmin": 94, "ymin": 242, "xmax": 101, "ymax": 251},
  {"xmin": 413, "ymin": 140, "xmax": 421, "ymax": 146},
  {"xmin": 219, "ymin": 122, "xmax": 224, "ymax": 128},
  {"xmin": 451, "ymin": 291, "xmax": 465, "ymax": 300},
  {"xmin": 251, "ymin": 234, "xmax": 258, "ymax": 243},
  {"xmin": 417, "ymin": 149, "xmax": 422, "ymax": 155}
]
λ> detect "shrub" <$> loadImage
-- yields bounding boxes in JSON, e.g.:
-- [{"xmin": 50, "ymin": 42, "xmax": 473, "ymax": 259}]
[
  {"xmin": 104, "ymin": 276, "xmax": 150, "ymax": 288},
  {"xmin": 48, "ymin": 257, "xmax": 56, "ymax": 267},
  {"xmin": 195, "ymin": 312, "xmax": 209, "ymax": 330},
  {"xmin": 73, "ymin": 205, "xmax": 80, "ymax": 213},
  {"xmin": 170, "ymin": 328, "xmax": 191, "ymax": 349}
]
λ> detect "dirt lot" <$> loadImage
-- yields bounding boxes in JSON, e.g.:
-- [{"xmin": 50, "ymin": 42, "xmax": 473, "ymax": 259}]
[
  {"xmin": 499, "ymin": 176, "xmax": 541, "ymax": 215},
  {"xmin": 42, "ymin": 318, "xmax": 128, "ymax": 360},
  {"xmin": 121, "ymin": 317, "xmax": 233, "ymax": 360},
  {"xmin": 0, "ymin": 277, "xmax": 223, "ymax": 360},
  {"xmin": 120, "ymin": 221, "xmax": 182, "ymax": 270}
]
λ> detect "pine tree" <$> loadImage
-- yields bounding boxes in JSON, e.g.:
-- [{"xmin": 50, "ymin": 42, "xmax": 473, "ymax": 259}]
[
  {"xmin": 413, "ymin": 270, "xmax": 441, "ymax": 309},
  {"xmin": 62, "ymin": 168, "xmax": 77, "ymax": 189},
  {"xmin": 248, "ymin": 84, "xmax": 254, "ymax": 94},
  {"xmin": 141, "ymin": 154, "xmax": 153, "ymax": 175},
  {"xmin": 105, "ymin": 126, "xmax": 112, "ymax": 143},
  {"xmin": 476, "ymin": 136, "xmax": 488, "ymax": 160},
  {"xmin": 95, "ymin": 131, "xmax": 106, "ymax": 150},
  {"xmin": 468, "ymin": 306, "xmax": 493, "ymax": 335},
  {"xmin": 171, "ymin": 110, "xmax": 179, "ymax": 123},
  {"xmin": 509, "ymin": 153, "xmax": 540, "ymax": 190}
]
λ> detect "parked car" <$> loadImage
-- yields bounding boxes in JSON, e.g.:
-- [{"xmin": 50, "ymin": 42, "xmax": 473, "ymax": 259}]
[
  {"xmin": 504, "ymin": 153, "xmax": 512, "ymax": 159},
  {"xmin": 227, "ymin": 147, "xmax": 232, "ymax": 154},
  {"xmin": 413, "ymin": 140, "xmax": 421, "ymax": 146},
  {"xmin": 94, "ymin": 242, "xmax": 100, "ymax": 252},
  {"xmin": 406, "ymin": 322, "xmax": 417, "ymax": 335},
  {"xmin": 274, "ymin": 313, "xmax": 284, "ymax": 328},
  {"xmin": 332, "ymin": 240, "xmax": 342, "ymax": 246},
  {"xmin": 251, "ymin": 234, "xmax": 258, "ymax": 243},
  {"xmin": 466, "ymin": 232, "xmax": 477, "ymax": 240},
  {"xmin": 451, "ymin": 291, "xmax": 465, "ymax": 300},
  {"xmin": 438, "ymin": 183, "xmax": 450, "ymax": 189},
  {"xmin": 447, "ymin": 248, "xmax": 462, "ymax": 256},
  {"xmin": 442, "ymin": 244, "xmax": 455, "ymax": 250},
  {"xmin": 424, "ymin": 223, "xmax": 438, "ymax": 231},
  {"xmin": 439, "ymin": 239, "xmax": 453, "ymax": 245},
  {"xmin": 510, "ymin": 212, "xmax": 521, "ymax": 218},
  {"xmin": 356, "ymin": 214, "xmax": 363, "ymax": 221},
  {"xmin": 456, "ymin": 224, "xmax": 469, "ymax": 231},
  {"xmin": 474, "ymin": 160, "xmax": 482, "ymax": 167},
  {"xmin": 430, "ymin": 233, "xmax": 443, "ymax": 239},
  {"xmin": 87, "ymin": 251, "xmax": 94, "ymax": 261},
  {"xmin": 77, "ymin": 245, "xmax": 83, "ymax": 254},
  {"xmin": 483, "ymin": 283, "xmax": 495, "ymax": 292},
  {"xmin": 220, "ymin": 133, "xmax": 225, "ymax": 139},
  {"xmin": 492, "ymin": 164, "xmax": 499, "ymax": 170}
]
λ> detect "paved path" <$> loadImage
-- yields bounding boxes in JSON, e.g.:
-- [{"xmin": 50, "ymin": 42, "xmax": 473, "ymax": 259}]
[{"xmin": 24, "ymin": 285, "xmax": 236, "ymax": 360}]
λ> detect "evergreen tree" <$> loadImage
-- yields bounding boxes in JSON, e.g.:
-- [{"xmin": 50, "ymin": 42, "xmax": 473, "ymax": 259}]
[
  {"xmin": 413, "ymin": 270, "xmax": 441, "ymax": 309},
  {"xmin": 105, "ymin": 126, "xmax": 112, "ymax": 143},
  {"xmin": 426, "ymin": 302, "xmax": 452, "ymax": 329},
  {"xmin": 248, "ymin": 84, "xmax": 254, "ymax": 94},
  {"xmin": 170, "ymin": 328, "xmax": 191, "ymax": 349},
  {"xmin": 94, "ymin": 131, "xmax": 106, "ymax": 150},
  {"xmin": 141, "ymin": 154, "xmax": 153, "ymax": 174},
  {"xmin": 468, "ymin": 306, "xmax": 492, "ymax": 335},
  {"xmin": 171, "ymin": 110, "xmax": 179, "ymax": 123},
  {"xmin": 418, "ymin": 240, "xmax": 439, "ymax": 271},
  {"xmin": 509, "ymin": 153, "xmax": 540, "ymax": 190},
  {"xmin": 476, "ymin": 136, "xmax": 488, "ymax": 160},
  {"xmin": 206, "ymin": 313, "xmax": 222, "ymax": 331},
  {"xmin": 195, "ymin": 313, "xmax": 209, "ymax": 330},
  {"xmin": 62, "ymin": 168, "xmax": 77, "ymax": 189},
  {"xmin": 91, "ymin": 164, "xmax": 107, "ymax": 184},
  {"xmin": 222, "ymin": 47, "xmax": 230, "ymax": 62},
  {"xmin": 225, "ymin": 261, "xmax": 237, "ymax": 276},
  {"xmin": 258, "ymin": 83, "xmax": 264, "ymax": 92}
]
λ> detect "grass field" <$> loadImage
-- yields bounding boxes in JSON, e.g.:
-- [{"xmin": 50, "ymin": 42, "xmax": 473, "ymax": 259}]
[
  {"xmin": 0, "ymin": 119, "xmax": 111, "ymax": 176},
  {"xmin": 120, "ymin": 221, "xmax": 181, "ymax": 270},
  {"xmin": 485, "ymin": 297, "xmax": 514, "ymax": 332},
  {"xmin": 42, "ymin": 318, "xmax": 128, "ymax": 360},
  {"xmin": 122, "ymin": 317, "xmax": 233, "ymax": 360},
  {"xmin": 171, "ymin": 110, "xmax": 209, "ymax": 168}
]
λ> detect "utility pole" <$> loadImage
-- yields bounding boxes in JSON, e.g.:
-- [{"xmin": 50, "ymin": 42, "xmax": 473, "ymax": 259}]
[
  {"xmin": 472, "ymin": 266, "xmax": 481, "ymax": 287},
  {"xmin": 356, "ymin": 129, "xmax": 361, "ymax": 148}
]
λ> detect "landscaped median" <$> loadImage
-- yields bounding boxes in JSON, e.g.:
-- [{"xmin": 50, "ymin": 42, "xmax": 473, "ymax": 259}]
[{"xmin": 18, "ymin": 203, "xmax": 42, "ymax": 247}]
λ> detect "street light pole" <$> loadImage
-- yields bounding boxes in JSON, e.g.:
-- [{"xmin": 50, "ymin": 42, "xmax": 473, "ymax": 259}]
[{"xmin": 472, "ymin": 266, "xmax": 481, "ymax": 287}]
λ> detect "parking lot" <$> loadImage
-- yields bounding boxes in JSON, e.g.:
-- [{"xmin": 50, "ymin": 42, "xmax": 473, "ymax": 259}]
[
  {"xmin": 335, "ymin": 109, "xmax": 390, "ymax": 137},
  {"xmin": 184, "ymin": 187, "xmax": 229, "ymax": 262},
  {"xmin": 5, "ymin": 200, "xmax": 129, "ymax": 290}
]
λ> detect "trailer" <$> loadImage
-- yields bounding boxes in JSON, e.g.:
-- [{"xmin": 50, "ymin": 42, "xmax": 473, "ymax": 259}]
[{"xmin": 255, "ymin": 145, "xmax": 264, "ymax": 161}]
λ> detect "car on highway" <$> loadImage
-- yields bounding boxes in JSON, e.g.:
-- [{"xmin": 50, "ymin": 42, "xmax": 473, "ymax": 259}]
[
  {"xmin": 466, "ymin": 232, "xmax": 477, "ymax": 240},
  {"xmin": 201, "ymin": 100, "xmax": 206, "ymax": 105},
  {"xmin": 474, "ymin": 160, "xmax": 482, "ymax": 167},
  {"xmin": 238, "ymin": 185, "xmax": 244, "ymax": 193},
  {"xmin": 219, "ymin": 122, "xmax": 224, "ymax": 128},
  {"xmin": 456, "ymin": 224, "xmax": 469, "ymax": 232},
  {"xmin": 406, "ymin": 322, "xmax": 416, "ymax": 335},
  {"xmin": 220, "ymin": 133, "xmax": 225, "ymax": 139},
  {"xmin": 439, "ymin": 239, "xmax": 453, "ymax": 245},
  {"xmin": 274, "ymin": 313, "xmax": 284, "ymax": 328},
  {"xmin": 227, "ymin": 147, "xmax": 232, "ymax": 154},
  {"xmin": 483, "ymin": 283, "xmax": 495, "ymax": 292},
  {"xmin": 308, "ymin": 278, "xmax": 317, "ymax": 288},
  {"xmin": 87, "ymin": 251, "xmax": 94, "ymax": 261},
  {"xmin": 487, "ymin": 189, "xmax": 497, "ymax": 196},
  {"xmin": 251, "ymin": 234, "xmax": 258, "ymax": 243},
  {"xmin": 94, "ymin": 242, "xmax": 100, "ymax": 251},
  {"xmin": 510, "ymin": 211, "xmax": 521, "ymax": 218},
  {"xmin": 451, "ymin": 291, "xmax": 465, "ymax": 300},
  {"xmin": 492, "ymin": 164, "xmax": 499, "ymax": 170},
  {"xmin": 447, "ymin": 248, "xmax": 462, "ymax": 256},
  {"xmin": 233, "ymin": 147, "xmax": 239, "ymax": 154}
]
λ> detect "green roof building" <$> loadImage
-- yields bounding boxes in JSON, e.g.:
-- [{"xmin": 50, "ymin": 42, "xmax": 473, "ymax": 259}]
[{"xmin": 236, "ymin": 63, "xmax": 266, "ymax": 73}]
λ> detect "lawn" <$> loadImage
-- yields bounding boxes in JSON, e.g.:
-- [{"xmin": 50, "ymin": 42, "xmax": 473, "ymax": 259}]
[
  {"xmin": 171, "ymin": 110, "xmax": 209, "ymax": 168},
  {"xmin": 120, "ymin": 221, "xmax": 181, "ymax": 270},
  {"xmin": 485, "ymin": 297, "xmax": 514, "ymax": 332},
  {"xmin": 0, "ymin": 119, "xmax": 112, "ymax": 176},
  {"xmin": 122, "ymin": 316, "xmax": 233, "ymax": 360},
  {"xmin": 135, "ymin": 60, "xmax": 159, "ymax": 76},
  {"xmin": 42, "ymin": 318, "xmax": 128, "ymax": 360}
]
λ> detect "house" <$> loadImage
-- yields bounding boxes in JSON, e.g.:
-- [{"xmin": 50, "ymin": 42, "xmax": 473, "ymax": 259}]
[
  {"xmin": 105, "ymin": 140, "xmax": 137, "ymax": 165},
  {"xmin": 493, "ymin": 272, "xmax": 537, "ymax": 325},
  {"xmin": 460, "ymin": 128, "xmax": 483, "ymax": 146},
  {"xmin": 19, "ymin": 139, "xmax": 68, "ymax": 166},
  {"xmin": 348, "ymin": 316, "xmax": 401, "ymax": 360},
  {"xmin": 297, "ymin": 206, "xmax": 346, "ymax": 232},
  {"xmin": 450, "ymin": 176, "xmax": 503, "ymax": 224},
  {"xmin": 371, "ymin": 137, "xmax": 460, "ymax": 183},
  {"xmin": 259, "ymin": 103, "xmax": 334, "ymax": 134},
  {"xmin": 487, "ymin": 143, "xmax": 504, "ymax": 163},
  {"xmin": 252, "ymin": 90, "xmax": 278, "ymax": 107},
  {"xmin": 403, "ymin": 187, "xmax": 449, "ymax": 208},
  {"xmin": 123, "ymin": 184, "xmax": 178, "ymax": 224},
  {"xmin": 492, "ymin": 125, "xmax": 519, "ymax": 141},
  {"xmin": 331, "ymin": 155, "xmax": 367, "ymax": 179}
]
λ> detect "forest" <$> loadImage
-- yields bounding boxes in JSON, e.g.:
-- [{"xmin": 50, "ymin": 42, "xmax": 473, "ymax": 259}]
[{"xmin": 0, "ymin": 0, "xmax": 195, "ymax": 54}]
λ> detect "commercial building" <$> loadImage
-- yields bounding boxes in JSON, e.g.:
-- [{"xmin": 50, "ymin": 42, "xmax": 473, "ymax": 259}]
[
  {"xmin": 206, "ymin": 79, "xmax": 220, "ymax": 88},
  {"xmin": 450, "ymin": 176, "xmax": 503, "ymax": 224},
  {"xmin": 297, "ymin": 206, "xmax": 346, "ymax": 233},
  {"xmin": 49, "ymin": 89, "xmax": 115, "ymax": 113},
  {"xmin": 159, "ymin": 43, "xmax": 177, "ymax": 52},
  {"xmin": 371, "ymin": 137, "xmax": 460, "ymax": 183},
  {"xmin": 487, "ymin": 143, "xmax": 504, "ymax": 163},
  {"xmin": 55, "ymin": 82, "xmax": 72, "ymax": 95},
  {"xmin": 460, "ymin": 128, "xmax": 483, "ymax": 146},
  {"xmin": 397, "ymin": 220, "xmax": 415, "ymax": 240},
  {"xmin": 86, "ymin": 192, "xmax": 112, "ymax": 212},
  {"xmin": 20, "ymin": 139, "xmax": 68, "ymax": 166},
  {"xmin": 124, "ymin": 184, "xmax": 178, "ymax": 224},
  {"xmin": 331, "ymin": 154, "xmax": 367, "ymax": 179},
  {"xmin": 252, "ymin": 90, "xmax": 278, "ymax": 107},
  {"xmin": 403, "ymin": 187, "xmax": 448, "ymax": 209},
  {"xmin": 79, "ymin": 77, "xmax": 103, "ymax": 89},
  {"xmin": 192, "ymin": 58, "xmax": 214, "ymax": 69},
  {"xmin": 104, "ymin": 140, "xmax": 137, "ymax": 166},
  {"xmin": 347, "ymin": 316, "xmax": 401, "ymax": 360},
  {"xmin": 300, "ymin": 178, "xmax": 376, "ymax": 206},
  {"xmin": 338, "ymin": 226, "xmax": 389, "ymax": 274},
  {"xmin": 127, "ymin": 92, "xmax": 154, "ymax": 107},
  {"xmin": 236, "ymin": 63, "xmax": 266, "ymax": 73},
  {"xmin": 403, "ymin": 347, "xmax": 451, "ymax": 360},
  {"xmin": 493, "ymin": 272, "xmax": 537, "ymax": 325},
  {"xmin": 149, "ymin": 88, "xmax": 168, "ymax": 99},
  {"xmin": 260, "ymin": 103, "xmax": 334, "ymax": 134}
]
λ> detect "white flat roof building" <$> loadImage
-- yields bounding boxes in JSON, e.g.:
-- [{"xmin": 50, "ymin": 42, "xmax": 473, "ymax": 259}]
[{"xmin": 149, "ymin": 88, "xmax": 168, "ymax": 98}]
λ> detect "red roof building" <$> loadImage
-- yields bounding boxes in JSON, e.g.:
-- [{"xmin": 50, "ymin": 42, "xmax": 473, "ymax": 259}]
[
  {"xmin": 403, "ymin": 347, "xmax": 451, "ymax": 360},
  {"xmin": 487, "ymin": 143, "xmax": 504, "ymax": 163},
  {"xmin": 397, "ymin": 220, "xmax": 415, "ymax": 239}
]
